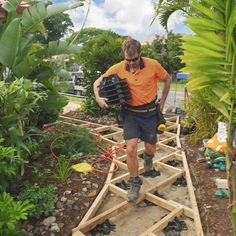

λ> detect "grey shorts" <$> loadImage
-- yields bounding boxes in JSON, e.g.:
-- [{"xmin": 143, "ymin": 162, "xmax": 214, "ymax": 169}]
[{"xmin": 123, "ymin": 110, "xmax": 158, "ymax": 144}]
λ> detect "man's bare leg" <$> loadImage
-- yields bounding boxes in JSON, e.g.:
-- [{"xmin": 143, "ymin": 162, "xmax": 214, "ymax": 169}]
[
  {"xmin": 126, "ymin": 138, "xmax": 139, "ymax": 177},
  {"xmin": 126, "ymin": 138, "xmax": 142, "ymax": 202}
]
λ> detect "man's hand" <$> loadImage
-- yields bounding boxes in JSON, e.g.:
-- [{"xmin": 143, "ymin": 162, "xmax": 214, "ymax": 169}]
[{"xmin": 96, "ymin": 97, "xmax": 109, "ymax": 109}]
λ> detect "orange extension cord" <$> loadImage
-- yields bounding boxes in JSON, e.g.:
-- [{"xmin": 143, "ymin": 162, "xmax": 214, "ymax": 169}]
[{"xmin": 48, "ymin": 126, "xmax": 126, "ymax": 174}]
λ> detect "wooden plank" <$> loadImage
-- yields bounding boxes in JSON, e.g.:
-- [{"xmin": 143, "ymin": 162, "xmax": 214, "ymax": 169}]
[
  {"xmin": 158, "ymin": 136, "xmax": 176, "ymax": 144},
  {"xmin": 165, "ymin": 115, "xmax": 178, "ymax": 122},
  {"xmin": 149, "ymin": 172, "xmax": 184, "ymax": 193},
  {"xmin": 145, "ymin": 193, "xmax": 194, "ymax": 219},
  {"xmin": 103, "ymin": 130, "xmax": 123, "ymax": 139},
  {"xmin": 77, "ymin": 201, "xmax": 129, "ymax": 233},
  {"xmin": 109, "ymin": 183, "xmax": 127, "ymax": 199},
  {"xmin": 182, "ymin": 152, "xmax": 204, "ymax": 235},
  {"xmin": 139, "ymin": 208, "xmax": 183, "ymax": 236},
  {"xmin": 157, "ymin": 162, "xmax": 183, "ymax": 173},
  {"xmin": 77, "ymin": 185, "xmax": 109, "ymax": 226},
  {"xmin": 114, "ymin": 159, "xmax": 128, "ymax": 170},
  {"xmin": 145, "ymin": 193, "xmax": 176, "ymax": 212},
  {"xmin": 166, "ymin": 124, "xmax": 178, "ymax": 131},
  {"xmin": 156, "ymin": 143, "xmax": 177, "ymax": 153},
  {"xmin": 60, "ymin": 115, "xmax": 102, "ymax": 127},
  {"xmin": 168, "ymin": 200, "xmax": 194, "ymax": 219}
]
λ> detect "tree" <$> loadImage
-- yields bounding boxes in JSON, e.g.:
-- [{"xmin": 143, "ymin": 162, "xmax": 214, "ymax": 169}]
[
  {"xmin": 35, "ymin": 13, "xmax": 73, "ymax": 43},
  {"xmin": 142, "ymin": 32, "xmax": 185, "ymax": 75},
  {"xmin": 76, "ymin": 29, "xmax": 125, "ymax": 116},
  {"xmin": 182, "ymin": 0, "xmax": 236, "ymax": 233},
  {"xmin": 69, "ymin": 27, "xmax": 107, "ymax": 45}
]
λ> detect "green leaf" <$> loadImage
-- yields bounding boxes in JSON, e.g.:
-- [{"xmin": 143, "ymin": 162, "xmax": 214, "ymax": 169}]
[
  {"xmin": 186, "ymin": 17, "xmax": 225, "ymax": 31},
  {"xmin": 47, "ymin": 2, "xmax": 84, "ymax": 18},
  {"xmin": 203, "ymin": 0, "xmax": 225, "ymax": 13},
  {"xmin": 192, "ymin": 1, "xmax": 225, "ymax": 26},
  {"xmin": 46, "ymin": 41, "xmax": 81, "ymax": 56},
  {"xmin": 2, "ymin": 0, "xmax": 21, "ymax": 13},
  {"xmin": 183, "ymin": 35, "xmax": 224, "ymax": 53},
  {"xmin": 0, "ymin": 18, "xmax": 21, "ymax": 67},
  {"xmin": 22, "ymin": 1, "xmax": 83, "ymax": 33}
]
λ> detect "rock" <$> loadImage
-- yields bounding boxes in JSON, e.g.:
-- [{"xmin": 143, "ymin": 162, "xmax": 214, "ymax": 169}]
[
  {"xmin": 64, "ymin": 190, "xmax": 72, "ymax": 195},
  {"xmin": 74, "ymin": 205, "xmax": 80, "ymax": 210},
  {"xmin": 26, "ymin": 224, "xmax": 34, "ymax": 231},
  {"xmin": 67, "ymin": 199, "xmax": 76, "ymax": 206},
  {"xmin": 82, "ymin": 187, "xmax": 88, "ymax": 192},
  {"xmin": 43, "ymin": 216, "xmax": 56, "ymax": 226},
  {"xmin": 88, "ymin": 190, "xmax": 97, "ymax": 197},
  {"xmin": 61, "ymin": 196, "xmax": 67, "ymax": 202},
  {"xmin": 92, "ymin": 183, "xmax": 99, "ymax": 189},
  {"xmin": 50, "ymin": 223, "xmax": 60, "ymax": 233},
  {"xmin": 52, "ymin": 210, "xmax": 61, "ymax": 217},
  {"xmin": 84, "ymin": 202, "xmax": 90, "ymax": 207},
  {"xmin": 56, "ymin": 201, "xmax": 64, "ymax": 209},
  {"xmin": 58, "ymin": 222, "xmax": 65, "ymax": 228}
]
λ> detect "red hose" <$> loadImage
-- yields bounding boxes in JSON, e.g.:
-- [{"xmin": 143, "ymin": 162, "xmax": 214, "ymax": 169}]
[{"xmin": 48, "ymin": 126, "xmax": 126, "ymax": 174}]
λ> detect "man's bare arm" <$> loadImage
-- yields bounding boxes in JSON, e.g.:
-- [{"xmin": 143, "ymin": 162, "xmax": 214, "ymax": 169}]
[
  {"xmin": 159, "ymin": 73, "xmax": 172, "ymax": 113},
  {"xmin": 93, "ymin": 76, "xmax": 109, "ymax": 108}
]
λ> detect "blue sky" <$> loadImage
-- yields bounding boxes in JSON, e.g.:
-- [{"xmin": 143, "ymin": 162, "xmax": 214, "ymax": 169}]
[{"xmin": 54, "ymin": 0, "xmax": 192, "ymax": 43}]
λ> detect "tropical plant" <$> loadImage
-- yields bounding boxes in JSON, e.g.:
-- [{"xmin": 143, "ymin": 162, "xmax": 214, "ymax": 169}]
[
  {"xmin": 152, "ymin": 0, "xmax": 192, "ymax": 30},
  {"xmin": 18, "ymin": 183, "xmax": 56, "ymax": 219},
  {"xmin": 0, "ymin": 0, "xmax": 84, "ymax": 156},
  {"xmin": 56, "ymin": 155, "xmax": 72, "ymax": 182},
  {"xmin": 0, "ymin": 140, "xmax": 25, "ymax": 192},
  {"xmin": 181, "ymin": 0, "xmax": 236, "ymax": 232},
  {"xmin": 0, "ymin": 192, "xmax": 34, "ymax": 236},
  {"xmin": 0, "ymin": 0, "xmax": 83, "ymax": 125}
]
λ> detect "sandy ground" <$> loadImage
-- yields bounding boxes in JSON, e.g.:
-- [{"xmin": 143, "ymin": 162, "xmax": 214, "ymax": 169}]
[{"xmin": 62, "ymin": 101, "xmax": 80, "ymax": 115}]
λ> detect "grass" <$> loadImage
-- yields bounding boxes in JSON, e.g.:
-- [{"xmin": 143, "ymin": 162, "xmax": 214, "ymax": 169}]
[
  {"xmin": 65, "ymin": 95, "xmax": 82, "ymax": 103},
  {"xmin": 158, "ymin": 81, "xmax": 186, "ymax": 92}
]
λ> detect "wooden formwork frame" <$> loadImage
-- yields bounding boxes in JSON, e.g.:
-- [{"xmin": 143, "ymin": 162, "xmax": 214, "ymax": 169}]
[{"xmin": 59, "ymin": 115, "xmax": 203, "ymax": 236}]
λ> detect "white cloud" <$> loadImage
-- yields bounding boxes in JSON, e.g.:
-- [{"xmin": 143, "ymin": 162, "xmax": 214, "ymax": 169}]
[{"xmin": 68, "ymin": 0, "xmax": 189, "ymax": 43}]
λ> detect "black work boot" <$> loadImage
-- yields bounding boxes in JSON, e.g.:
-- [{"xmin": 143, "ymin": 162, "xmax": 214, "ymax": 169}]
[
  {"xmin": 143, "ymin": 152, "xmax": 154, "ymax": 172},
  {"xmin": 127, "ymin": 176, "xmax": 143, "ymax": 202}
]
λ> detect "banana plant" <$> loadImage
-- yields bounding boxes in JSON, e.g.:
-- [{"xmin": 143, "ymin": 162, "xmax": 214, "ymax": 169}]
[
  {"xmin": 181, "ymin": 0, "xmax": 236, "ymax": 232},
  {"xmin": 0, "ymin": 0, "xmax": 84, "ymax": 158},
  {"xmin": 0, "ymin": 0, "xmax": 84, "ymax": 79}
]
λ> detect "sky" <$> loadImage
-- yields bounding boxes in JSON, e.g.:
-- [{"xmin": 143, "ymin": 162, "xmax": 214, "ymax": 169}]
[{"xmin": 54, "ymin": 0, "xmax": 192, "ymax": 43}]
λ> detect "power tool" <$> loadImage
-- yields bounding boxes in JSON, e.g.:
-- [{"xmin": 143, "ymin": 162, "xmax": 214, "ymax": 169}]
[{"xmin": 156, "ymin": 103, "xmax": 166, "ymax": 133}]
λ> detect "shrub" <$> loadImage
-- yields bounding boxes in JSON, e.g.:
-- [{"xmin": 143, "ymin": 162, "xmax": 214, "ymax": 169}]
[
  {"xmin": 0, "ymin": 141, "xmax": 25, "ymax": 192},
  {"xmin": 17, "ymin": 184, "xmax": 56, "ymax": 219},
  {"xmin": 0, "ymin": 192, "xmax": 34, "ymax": 236}
]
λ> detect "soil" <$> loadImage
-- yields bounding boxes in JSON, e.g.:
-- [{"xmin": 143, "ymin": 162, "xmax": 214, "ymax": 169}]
[
  {"xmin": 181, "ymin": 137, "xmax": 232, "ymax": 236},
  {"xmin": 19, "ymin": 108, "xmax": 232, "ymax": 236}
]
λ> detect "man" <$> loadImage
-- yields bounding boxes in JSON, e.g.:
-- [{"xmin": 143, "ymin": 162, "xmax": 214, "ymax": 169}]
[{"xmin": 93, "ymin": 37, "xmax": 171, "ymax": 202}]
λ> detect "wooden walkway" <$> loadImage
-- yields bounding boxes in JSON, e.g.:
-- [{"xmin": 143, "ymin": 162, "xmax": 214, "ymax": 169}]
[{"xmin": 59, "ymin": 115, "xmax": 203, "ymax": 236}]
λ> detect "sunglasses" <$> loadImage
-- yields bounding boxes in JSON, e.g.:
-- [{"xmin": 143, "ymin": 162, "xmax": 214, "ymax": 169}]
[{"xmin": 125, "ymin": 56, "xmax": 140, "ymax": 62}]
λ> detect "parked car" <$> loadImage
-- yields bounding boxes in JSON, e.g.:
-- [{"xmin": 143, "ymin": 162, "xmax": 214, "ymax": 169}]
[{"xmin": 57, "ymin": 64, "xmax": 86, "ymax": 96}]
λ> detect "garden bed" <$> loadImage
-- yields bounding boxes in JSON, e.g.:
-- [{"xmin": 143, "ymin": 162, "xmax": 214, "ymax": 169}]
[{"xmin": 18, "ymin": 110, "xmax": 232, "ymax": 236}]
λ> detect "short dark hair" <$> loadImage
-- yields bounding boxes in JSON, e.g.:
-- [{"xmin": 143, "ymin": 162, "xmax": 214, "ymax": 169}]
[{"xmin": 122, "ymin": 37, "xmax": 141, "ymax": 56}]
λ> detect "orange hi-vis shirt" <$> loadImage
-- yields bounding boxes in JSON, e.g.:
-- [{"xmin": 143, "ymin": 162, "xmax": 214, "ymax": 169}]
[{"xmin": 102, "ymin": 57, "xmax": 167, "ymax": 106}]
